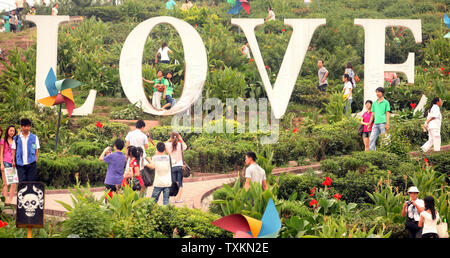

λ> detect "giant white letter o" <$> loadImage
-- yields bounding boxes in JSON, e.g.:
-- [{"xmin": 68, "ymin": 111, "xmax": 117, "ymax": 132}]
[{"xmin": 119, "ymin": 16, "xmax": 207, "ymax": 116}]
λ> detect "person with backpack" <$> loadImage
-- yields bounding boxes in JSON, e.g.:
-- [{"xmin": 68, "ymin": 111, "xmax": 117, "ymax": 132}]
[
  {"xmin": 11, "ymin": 119, "xmax": 40, "ymax": 182},
  {"xmin": 401, "ymin": 186, "xmax": 425, "ymax": 238},
  {"xmin": 147, "ymin": 142, "xmax": 172, "ymax": 205}
]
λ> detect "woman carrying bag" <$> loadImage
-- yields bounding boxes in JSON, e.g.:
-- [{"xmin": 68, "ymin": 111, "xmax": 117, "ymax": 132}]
[{"xmin": 165, "ymin": 132, "xmax": 187, "ymax": 203}]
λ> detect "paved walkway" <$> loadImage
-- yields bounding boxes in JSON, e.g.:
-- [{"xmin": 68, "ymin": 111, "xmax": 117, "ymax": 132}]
[{"xmin": 3, "ymin": 145, "xmax": 449, "ymax": 218}]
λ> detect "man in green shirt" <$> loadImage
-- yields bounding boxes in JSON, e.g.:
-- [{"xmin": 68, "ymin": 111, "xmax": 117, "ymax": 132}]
[{"xmin": 369, "ymin": 87, "xmax": 390, "ymax": 151}]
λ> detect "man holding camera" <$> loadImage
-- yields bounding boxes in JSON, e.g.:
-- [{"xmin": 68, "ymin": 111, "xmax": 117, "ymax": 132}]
[{"xmin": 401, "ymin": 186, "xmax": 425, "ymax": 238}]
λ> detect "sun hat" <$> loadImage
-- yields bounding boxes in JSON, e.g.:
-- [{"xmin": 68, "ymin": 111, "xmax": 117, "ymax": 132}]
[{"xmin": 407, "ymin": 186, "xmax": 420, "ymax": 193}]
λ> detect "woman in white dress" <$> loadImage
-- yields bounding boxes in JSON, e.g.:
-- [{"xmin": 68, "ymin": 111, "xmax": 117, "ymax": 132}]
[{"xmin": 421, "ymin": 97, "xmax": 442, "ymax": 153}]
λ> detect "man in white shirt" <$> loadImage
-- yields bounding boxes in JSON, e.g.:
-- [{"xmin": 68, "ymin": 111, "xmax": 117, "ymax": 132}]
[
  {"xmin": 125, "ymin": 120, "xmax": 149, "ymax": 157},
  {"xmin": 401, "ymin": 186, "xmax": 425, "ymax": 238},
  {"xmin": 147, "ymin": 142, "xmax": 172, "ymax": 205},
  {"xmin": 421, "ymin": 97, "xmax": 443, "ymax": 152},
  {"xmin": 11, "ymin": 118, "xmax": 40, "ymax": 182},
  {"xmin": 244, "ymin": 151, "xmax": 267, "ymax": 191}
]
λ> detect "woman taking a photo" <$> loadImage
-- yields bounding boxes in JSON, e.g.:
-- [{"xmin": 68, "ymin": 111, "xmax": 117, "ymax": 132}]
[
  {"xmin": 165, "ymin": 132, "xmax": 187, "ymax": 203},
  {"xmin": 1, "ymin": 125, "xmax": 17, "ymax": 204}
]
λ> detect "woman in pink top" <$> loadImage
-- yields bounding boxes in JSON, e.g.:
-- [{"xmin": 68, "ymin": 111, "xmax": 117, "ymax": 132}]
[
  {"xmin": 165, "ymin": 132, "xmax": 187, "ymax": 203},
  {"xmin": 360, "ymin": 100, "xmax": 374, "ymax": 151},
  {"xmin": 1, "ymin": 125, "xmax": 17, "ymax": 203}
]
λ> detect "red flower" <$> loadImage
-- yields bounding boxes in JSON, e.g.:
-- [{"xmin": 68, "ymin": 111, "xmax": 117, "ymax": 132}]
[
  {"xmin": 309, "ymin": 187, "xmax": 316, "ymax": 196},
  {"xmin": 334, "ymin": 193, "xmax": 342, "ymax": 200},
  {"xmin": 265, "ymin": 65, "xmax": 270, "ymax": 69},
  {"xmin": 71, "ymin": 26, "xmax": 74, "ymax": 30},
  {"xmin": 440, "ymin": 67, "xmax": 444, "ymax": 71},
  {"xmin": 281, "ymin": 29, "xmax": 285, "ymax": 32},
  {"xmin": 309, "ymin": 199, "xmax": 317, "ymax": 207},
  {"xmin": 96, "ymin": 121, "xmax": 103, "ymax": 128},
  {"xmin": 292, "ymin": 128, "xmax": 298, "ymax": 133},
  {"xmin": 410, "ymin": 103, "xmax": 417, "ymax": 109},
  {"xmin": 424, "ymin": 158, "xmax": 428, "ymax": 163},
  {"xmin": 424, "ymin": 68, "xmax": 427, "ymax": 72},
  {"xmin": 122, "ymin": 178, "xmax": 128, "ymax": 187},
  {"xmin": 195, "ymin": 24, "xmax": 198, "ymax": 27},
  {"xmin": 322, "ymin": 176, "xmax": 332, "ymax": 186},
  {"xmin": 249, "ymin": 58, "xmax": 254, "ymax": 63},
  {"xmin": 0, "ymin": 220, "xmax": 7, "ymax": 228}
]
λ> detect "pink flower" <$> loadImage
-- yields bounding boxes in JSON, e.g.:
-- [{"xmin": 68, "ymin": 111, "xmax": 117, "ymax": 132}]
[{"xmin": 424, "ymin": 68, "xmax": 427, "ymax": 72}]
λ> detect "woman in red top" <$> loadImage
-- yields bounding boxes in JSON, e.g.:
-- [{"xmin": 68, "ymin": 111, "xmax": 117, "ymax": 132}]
[
  {"xmin": 360, "ymin": 100, "xmax": 374, "ymax": 151},
  {"xmin": 124, "ymin": 146, "xmax": 145, "ymax": 194}
]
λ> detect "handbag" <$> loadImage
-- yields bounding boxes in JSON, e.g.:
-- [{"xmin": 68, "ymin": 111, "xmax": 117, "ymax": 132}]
[
  {"xmin": 354, "ymin": 74, "xmax": 360, "ymax": 83},
  {"xmin": 156, "ymin": 79, "xmax": 165, "ymax": 92},
  {"xmin": 141, "ymin": 166, "xmax": 155, "ymax": 187},
  {"xmin": 358, "ymin": 125, "xmax": 364, "ymax": 137},
  {"xmin": 132, "ymin": 176, "xmax": 141, "ymax": 191},
  {"xmin": 180, "ymin": 142, "xmax": 191, "ymax": 178},
  {"xmin": 437, "ymin": 220, "xmax": 449, "ymax": 238},
  {"xmin": 168, "ymin": 156, "xmax": 179, "ymax": 197}
]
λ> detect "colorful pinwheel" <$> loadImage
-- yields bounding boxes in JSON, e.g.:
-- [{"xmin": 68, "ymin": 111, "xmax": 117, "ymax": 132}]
[
  {"xmin": 444, "ymin": 14, "xmax": 450, "ymax": 39},
  {"xmin": 211, "ymin": 198, "xmax": 281, "ymax": 238},
  {"xmin": 38, "ymin": 68, "xmax": 82, "ymax": 117},
  {"xmin": 228, "ymin": 0, "xmax": 250, "ymax": 15}
]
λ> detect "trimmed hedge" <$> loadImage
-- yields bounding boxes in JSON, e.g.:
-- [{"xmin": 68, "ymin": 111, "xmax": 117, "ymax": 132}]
[{"xmin": 37, "ymin": 153, "xmax": 107, "ymax": 188}]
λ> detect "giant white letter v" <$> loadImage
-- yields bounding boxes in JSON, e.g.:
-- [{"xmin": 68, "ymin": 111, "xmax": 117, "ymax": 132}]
[{"xmin": 232, "ymin": 19, "xmax": 325, "ymax": 119}]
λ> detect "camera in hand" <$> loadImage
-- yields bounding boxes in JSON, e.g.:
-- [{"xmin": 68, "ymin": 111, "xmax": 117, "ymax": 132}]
[{"xmin": 406, "ymin": 201, "xmax": 412, "ymax": 206}]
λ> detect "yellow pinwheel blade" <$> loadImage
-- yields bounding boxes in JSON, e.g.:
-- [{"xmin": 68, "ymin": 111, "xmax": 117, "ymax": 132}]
[
  {"xmin": 60, "ymin": 88, "xmax": 74, "ymax": 102},
  {"xmin": 242, "ymin": 215, "xmax": 262, "ymax": 238},
  {"xmin": 38, "ymin": 95, "xmax": 57, "ymax": 107}
]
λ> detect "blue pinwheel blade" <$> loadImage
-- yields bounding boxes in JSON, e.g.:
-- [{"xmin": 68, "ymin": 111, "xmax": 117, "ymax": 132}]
[
  {"xmin": 228, "ymin": 1, "xmax": 242, "ymax": 15},
  {"xmin": 444, "ymin": 14, "xmax": 450, "ymax": 28},
  {"xmin": 258, "ymin": 198, "xmax": 281, "ymax": 238},
  {"xmin": 45, "ymin": 68, "xmax": 59, "ymax": 96}
]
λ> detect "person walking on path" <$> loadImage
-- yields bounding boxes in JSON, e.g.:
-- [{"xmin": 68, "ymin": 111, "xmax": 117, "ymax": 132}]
[
  {"xmin": 369, "ymin": 87, "xmax": 390, "ymax": 151},
  {"xmin": 1, "ymin": 125, "xmax": 17, "ymax": 204},
  {"xmin": 344, "ymin": 62, "xmax": 356, "ymax": 88},
  {"xmin": 165, "ymin": 132, "xmax": 187, "ymax": 203},
  {"xmin": 317, "ymin": 60, "xmax": 329, "ymax": 92},
  {"xmin": 51, "ymin": 3, "xmax": 58, "ymax": 16},
  {"xmin": 162, "ymin": 72, "xmax": 176, "ymax": 110},
  {"xmin": 155, "ymin": 42, "xmax": 173, "ymax": 64},
  {"xmin": 143, "ymin": 70, "xmax": 167, "ymax": 110},
  {"xmin": 166, "ymin": 0, "xmax": 176, "ymax": 10},
  {"xmin": 342, "ymin": 73, "xmax": 353, "ymax": 114},
  {"xmin": 9, "ymin": 10, "xmax": 18, "ymax": 33},
  {"xmin": 148, "ymin": 142, "xmax": 172, "ymax": 206},
  {"xmin": 125, "ymin": 119, "xmax": 149, "ymax": 159},
  {"xmin": 244, "ymin": 151, "xmax": 267, "ymax": 191},
  {"xmin": 401, "ymin": 186, "xmax": 425, "ymax": 238},
  {"xmin": 421, "ymin": 97, "xmax": 443, "ymax": 153},
  {"xmin": 99, "ymin": 139, "xmax": 127, "ymax": 193},
  {"xmin": 240, "ymin": 42, "xmax": 251, "ymax": 59},
  {"xmin": 419, "ymin": 196, "xmax": 440, "ymax": 238},
  {"xmin": 11, "ymin": 118, "xmax": 40, "ymax": 182},
  {"xmin": 360, "ymin": 100, "xmax": 373, "ymax": 151},
  {"xmin": 265, "ymin": 7, "xmax": 275, "ymax": 21}
]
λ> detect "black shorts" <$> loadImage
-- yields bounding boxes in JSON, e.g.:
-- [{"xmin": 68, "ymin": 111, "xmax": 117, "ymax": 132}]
[
  {"xmin": 363, "ymin": 132, "xmax": 371, "ymax": 138},
  {"xmin": 105, "ymin": 184, "xmax": 118, "ymax": 192},
  {"xmin": 318, "ymin": 83, "xmax": 328, "ymax": 92}
]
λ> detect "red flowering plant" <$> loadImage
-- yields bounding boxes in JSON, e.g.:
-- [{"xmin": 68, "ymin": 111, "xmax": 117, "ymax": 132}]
[
  {"xmin": 410, "ymin": 103, "xmax": 416, "ymax": 109},
  {"xmin": 305, "ymin": 176, "xmax": 357, "ymax": 216}
]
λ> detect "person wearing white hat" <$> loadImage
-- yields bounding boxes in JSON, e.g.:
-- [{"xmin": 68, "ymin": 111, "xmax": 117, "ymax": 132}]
[{"xmin": 402, "ymin": 186, "xmax": 425, "ymax": 238}]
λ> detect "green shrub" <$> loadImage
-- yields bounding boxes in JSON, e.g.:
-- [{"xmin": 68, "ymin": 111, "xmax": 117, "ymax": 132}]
[
  {"xmin": 69, "ymin": 141, "xmax": 105, "ymax": 157},
  {"xmin": 62, "ymin": 202, "xmax": 112, "ymax": 238},
  {"xmin": 428, "ymin": 151, "xmax": 450, "ymax": 177},
  {"xmin": 279, "ymin": 200, "xmax": 314, "ymax": 220}
]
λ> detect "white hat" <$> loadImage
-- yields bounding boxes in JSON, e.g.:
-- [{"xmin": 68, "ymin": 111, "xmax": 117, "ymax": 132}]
[{"xmin": 408, "ymin": 186, "xmax": 420, "ymax": 193}]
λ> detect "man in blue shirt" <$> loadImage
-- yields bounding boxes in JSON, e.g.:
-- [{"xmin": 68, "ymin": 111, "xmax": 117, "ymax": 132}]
[
  {"xmin": 166, "ymin": 0, "xmax": 177, "ymax": 10},
  {"xmin": 99, "ymin": 139, "xmax": 127, "ymax": 193},
  {"xmin": 11, "ymin": 118, "xmax": 40, "ymax": 182}
]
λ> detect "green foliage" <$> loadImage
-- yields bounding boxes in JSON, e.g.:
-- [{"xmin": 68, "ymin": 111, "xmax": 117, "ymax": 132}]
[
  {"xmin": 110, "ymin": 102, "xmax": 145, "ymax": 120},
  {"xmin": 61, "ymin": 202, "xmax": 112, "ymax": 238},
  {"xmin": 69, "ymin": 141, "xmax": 105, "ymax": 157},
  {"xmin": 211, "ymin": 177, "xmax": 279, "ymax": 220}
]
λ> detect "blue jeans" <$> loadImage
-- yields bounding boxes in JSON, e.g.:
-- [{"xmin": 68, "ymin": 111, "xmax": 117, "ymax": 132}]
[
  {"xmin": 165, "ymin": 95, "xmax": 176, "ymax": 109},
  {"xmin": 171, "ymin": 166, "xmax": 183, "ymax": 187},
  {"xmin": 369, "ymin": 123, "xmax": 386, "ymax": 151},
  {"xmin": 151, "ymin": 186, "xmax": 170, "ymax": 205}
]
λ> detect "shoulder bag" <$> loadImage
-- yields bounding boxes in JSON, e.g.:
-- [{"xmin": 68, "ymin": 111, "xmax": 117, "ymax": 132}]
[{"xmin": 180, "ymin": 142, "xmax": 191, "ymax": 178}]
